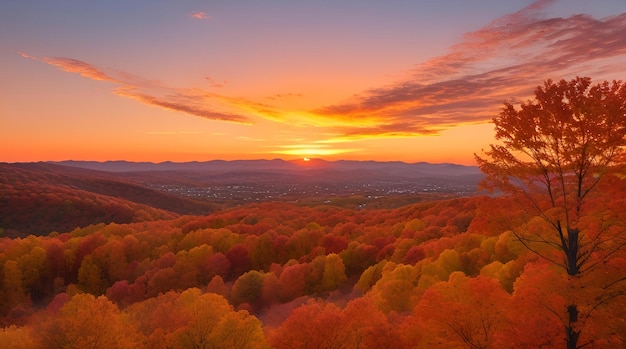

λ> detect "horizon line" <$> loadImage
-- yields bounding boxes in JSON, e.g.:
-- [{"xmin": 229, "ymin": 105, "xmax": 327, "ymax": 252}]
[{"xmin": 2, "ymin": 158, "xmax": 479, "ymax": 167}]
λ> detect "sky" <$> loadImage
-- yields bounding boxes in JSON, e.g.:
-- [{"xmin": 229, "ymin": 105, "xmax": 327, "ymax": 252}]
[{"xmin": 2, "ymin": 0, "xmax": 626, "ymax": 165}]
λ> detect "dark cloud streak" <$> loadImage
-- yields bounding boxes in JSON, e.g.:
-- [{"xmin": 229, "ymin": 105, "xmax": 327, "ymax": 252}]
[{"xmin": 115, "ymin": 88, "xmax": 250, "ymax": 124}]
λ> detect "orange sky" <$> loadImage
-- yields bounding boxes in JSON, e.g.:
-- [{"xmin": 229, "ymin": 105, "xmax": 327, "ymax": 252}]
[{"xmin": 2, "ymin": 0, "xmax": 626, "ymax": 165}]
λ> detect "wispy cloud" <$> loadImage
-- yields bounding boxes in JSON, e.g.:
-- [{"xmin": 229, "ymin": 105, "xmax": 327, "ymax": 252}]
[
  {"xmin": 205, "ymin": 76, "xmax": 226, "ymax": 88},
  {"xmin": 25, "ymin": 55, "xmax": 278, "ymax": 124},
  {"xmin": 17, "ymin": 51, "xmax": 34, "ymax": 59},
  {"xmin": 314, "ymin": 0, "xmax": 626, "ymax": 139},
  {"xmin": 114, "ymin": 86, "xmax": 252, "ymax": 123},
  {"xmin": 188, "ymin": 11, "xmax": 209, "ymax": 20},
  {"xmin": 43, "ymin": 57, "xmax": 114, "ymax": 81},
  {"xmin": 266, "ymin": 93, "xmax": 303, "ymax": 101}
]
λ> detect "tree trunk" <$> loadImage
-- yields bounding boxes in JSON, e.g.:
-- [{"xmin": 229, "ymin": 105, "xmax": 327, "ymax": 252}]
[
  {"xmin": 566, "ymin": 228, "xmax": 579, "ymax": 276},
  {"xmin": 566, "ymin": 305, "xmax": 579, "ymax": 349},
  {"xmin": 566, "ymin": 228, "xmax": 579, "ymax": 349}
]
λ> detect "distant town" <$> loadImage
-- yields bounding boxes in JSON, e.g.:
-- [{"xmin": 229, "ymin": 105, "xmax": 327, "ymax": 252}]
[
  {"xmin": 52, "ymin": 159, "xmax": 484, "ymax": 207},
  {"xmin": 147, "ymin": 179, "xmax": 478, "ymax": 205}
]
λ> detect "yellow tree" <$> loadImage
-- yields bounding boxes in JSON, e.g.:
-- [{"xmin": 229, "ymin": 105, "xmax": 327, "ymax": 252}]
[
  {"xmin": 320, "ymin": 253, "xmax": 347, "ymax": 293},
  {"xmin": 176, "ymin": 288, "xmax": 269, "ymax": 349},
  {"xmin": 476, "ymin": 77, "xmax": 626, "ymax": 349},
  {"xmin": 207, "ymin": 310, "xmax": 268, "ymax": 349},
  {"xmin": 2, "ymin": 260, "xmax": 29, "ymax": 312},
  {"xmin": 38, "ymin": 293, "xmax": 143, "ymax": 349},
  {"xmin": 127, "ymin": 288, "xmax": 268, "ymax": 349}
]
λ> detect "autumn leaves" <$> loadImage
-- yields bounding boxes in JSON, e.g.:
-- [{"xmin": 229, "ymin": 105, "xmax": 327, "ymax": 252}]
[{"xmin": 2, "ymin": 76, "xmax": 626, "ymax": 348}]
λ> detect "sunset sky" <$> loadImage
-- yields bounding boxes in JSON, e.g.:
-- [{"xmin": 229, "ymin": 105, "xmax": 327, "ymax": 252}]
[{"xmin": 2, "ymin": 0, "xmax": 626, "ymax": 165}]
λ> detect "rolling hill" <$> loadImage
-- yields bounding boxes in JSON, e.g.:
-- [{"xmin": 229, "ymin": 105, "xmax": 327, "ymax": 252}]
[{"xmin": 0, "ymin": 163, "xmax": 215, "ymax": 236}]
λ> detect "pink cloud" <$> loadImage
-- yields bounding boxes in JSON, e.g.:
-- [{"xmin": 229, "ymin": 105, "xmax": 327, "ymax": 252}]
[
  {"xmin": 188, "ymin": 11, "xmax": 209, "ymax": 20},
  {"xmin": 42, "ymin": 57, "xmax": 114, "ymax": 82},
  {"xmin": 17, "ymin": 51, "xmax": 32, "ymax": 59}
]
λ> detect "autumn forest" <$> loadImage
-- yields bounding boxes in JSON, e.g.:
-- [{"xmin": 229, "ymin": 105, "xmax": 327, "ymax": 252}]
[{"xmin": 2, "ymin": 77, "xmax": 626, "ymax": 349}]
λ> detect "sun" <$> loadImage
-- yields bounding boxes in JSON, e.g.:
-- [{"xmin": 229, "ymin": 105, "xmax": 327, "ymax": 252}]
[{"xmin": 303, "ymin": 157, "xmax": 310, "ymax": 162}]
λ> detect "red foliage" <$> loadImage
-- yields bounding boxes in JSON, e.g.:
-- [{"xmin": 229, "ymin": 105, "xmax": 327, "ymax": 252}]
[
  {"xmin": 321, "ymin": 234, "xmax": 349, "ymax": 254},
  {"xmin": 225, "ymin": 244, "xmax": 251, "ymax": 279}
]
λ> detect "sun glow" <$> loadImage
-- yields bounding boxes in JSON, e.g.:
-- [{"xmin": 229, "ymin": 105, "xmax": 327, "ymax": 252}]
[
  {"xmin": 271, "ymin": 144, "xmax": 361, "ymax": 158},
  {"xmin": 303, "ymin": 157, "xmax": 310, "ymax": 162}
]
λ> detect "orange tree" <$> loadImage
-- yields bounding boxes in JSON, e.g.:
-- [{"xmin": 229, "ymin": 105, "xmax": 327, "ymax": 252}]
[{"xmin": 476, "ymin": 77, "xmax": 626, "ymax": 349}]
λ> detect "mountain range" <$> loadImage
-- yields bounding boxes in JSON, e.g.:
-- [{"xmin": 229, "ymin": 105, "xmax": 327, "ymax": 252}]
[{"xmin": 52, "ymin": 158, "xmax": 481, "ymax": 177}]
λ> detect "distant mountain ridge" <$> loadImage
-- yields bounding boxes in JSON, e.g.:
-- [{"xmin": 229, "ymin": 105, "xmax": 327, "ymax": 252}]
[{"xmin": 50, "ymin": 159, "xmax": 482, "ymax": 178}]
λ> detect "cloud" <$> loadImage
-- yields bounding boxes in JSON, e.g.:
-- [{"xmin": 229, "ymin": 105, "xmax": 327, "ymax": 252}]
[
  {"xmin": 188, "ymin": 11, "xmax": 209, "ymax": 20},
  {"xmin": 314, "ymin": 0, "xmax": 626, "ymax": 139},
  {"xmin": 205, "ymin": 77, "xmax": 226, "ymax": 88},
  {"xmin": 27, "ymin": 55, "xmax": 271, "ymax": 124},
  {"xmin": 17, "ymin": 51, "xmax": 33, "ymax": 59},
  {"xmin": 115, "ymin": 86, "xmax": 251, "ymax": 124},
  {"xmin": 266, "ymin": 93, "xmax": 303, "ymax": 101},
  {"xmin": 43, "ymin": 57, "xmax": 114, "ymax": 81}
]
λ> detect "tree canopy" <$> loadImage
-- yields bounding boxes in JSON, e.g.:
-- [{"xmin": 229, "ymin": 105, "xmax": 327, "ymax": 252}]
[{"xmin": 476, "ymin": 76, "xmax": 626, "ymax": 349}]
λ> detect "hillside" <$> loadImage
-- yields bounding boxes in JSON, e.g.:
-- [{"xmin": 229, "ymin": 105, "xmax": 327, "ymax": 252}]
[{"xmin": 0, "ymin": 163, "xmax": 215, "ymax": 236}]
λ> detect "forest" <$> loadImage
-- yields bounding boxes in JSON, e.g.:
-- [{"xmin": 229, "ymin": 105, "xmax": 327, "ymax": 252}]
[{"xmin": 1, "ymin": 77, "xmax": 626, "ymax": 349}]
